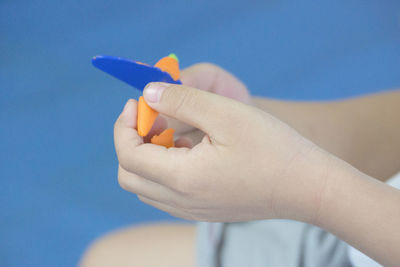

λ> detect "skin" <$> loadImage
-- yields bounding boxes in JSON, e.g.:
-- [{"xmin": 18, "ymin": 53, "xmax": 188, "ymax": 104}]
[{"xmin": 80, "ymin": 64, "xmax": 400, "ymax": 267}]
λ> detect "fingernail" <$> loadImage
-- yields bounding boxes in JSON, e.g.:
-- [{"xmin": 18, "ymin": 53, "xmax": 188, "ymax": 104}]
[{"xmin": 143, "ymin": 82, "xmax": 169, "ymax": 103}]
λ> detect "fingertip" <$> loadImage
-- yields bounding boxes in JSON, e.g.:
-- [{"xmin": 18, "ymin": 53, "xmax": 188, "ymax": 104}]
[
  {"xmin": 120, "ymin": 99, "xmax": 137, "ymax": 128},
  {"xmin": 122, "ymin": 99, "xmax": 136, "ymax": 112},
  {"xmin": 114, "ymin": 99, "xmax": 142, "ymax": 155}
]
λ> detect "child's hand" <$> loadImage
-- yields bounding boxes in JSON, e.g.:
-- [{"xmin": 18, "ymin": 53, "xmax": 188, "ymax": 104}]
[
  {"xmin": 149, "ymin": 63, "xmax": 252, "ymax": 146},
  {"xmin": 114, "ymin": 83, "xmax": 333, "ymax": 223}
]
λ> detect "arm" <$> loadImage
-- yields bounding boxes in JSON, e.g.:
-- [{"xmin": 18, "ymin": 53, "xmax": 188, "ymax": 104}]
[
  {"xmin": 115, "ymin": 83, "xmax": 400, "ymax": 266},
  {"xmin": 315, "ymin": 154, "xmax": 400, "ymax": 267},
  {"xmin": 255, "ymin": 91, "xmax": 400, "ymax": 266},
  {"xmin": 175, "ymin": 63, "xmax": 400, "ymax": 181},
  {"xmin": 183, "ymin": 90, "xmax": 400, "ymax": 181},
  {"xmin": 253, "ymin": 90, "xmax": 400, "ymax": 181}
]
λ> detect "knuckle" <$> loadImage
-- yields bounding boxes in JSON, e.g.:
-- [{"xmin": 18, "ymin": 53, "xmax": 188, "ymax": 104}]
[
  {"xmin": 117, "ymin": 152, "xmax": 133, "ymax": 173},
  {"xmin": 186, "ymin": 175, "xmax": 208, "ymax": 194},
  {"xmin": 117, "ymin": 171, "xmax": 129, "ymax": 191},
  {"xmin": 169, "ymin": 164, "xmax": 192, "ymax": 194},
  {"xmin": 173, "ymin": 172, "xmax": 197, "ymax": 196},
  {"xmin": 174, "ymin": 174, "xmax": 206, "ymax": 198},
  {"xmin": 173, "ymin": 176, "xmax": 189, "ymax": 194},
  {"xmin": 194, "ymin": 62, "xmax": 220, "ymax": 72},
  {"xmin": 117, "ymin": 147, "xmax": 142, "ymax": 175}
]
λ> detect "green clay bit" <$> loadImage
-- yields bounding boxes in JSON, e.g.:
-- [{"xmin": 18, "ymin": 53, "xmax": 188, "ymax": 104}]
[{"xmin": 168, "ymin": 53, "xmax": 179, "ymax": 62}]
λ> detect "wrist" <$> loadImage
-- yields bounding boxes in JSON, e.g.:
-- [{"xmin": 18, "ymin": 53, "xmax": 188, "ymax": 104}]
[
  {"xmin": 303, "ymin": 150, "xmax": 369, "ymax": 229},
  {"xmin": 307, "ymin": 155, "xmax": 400, "ymax": 266},
  {"xmin": 274, "ymin": 142, "xmax": 337, "ymax": 224}
]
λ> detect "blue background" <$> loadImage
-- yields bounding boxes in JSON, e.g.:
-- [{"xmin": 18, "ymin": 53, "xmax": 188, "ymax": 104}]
[{"xmin": 1, "ymin": 0, "xmax": 400, "ymax": 266}]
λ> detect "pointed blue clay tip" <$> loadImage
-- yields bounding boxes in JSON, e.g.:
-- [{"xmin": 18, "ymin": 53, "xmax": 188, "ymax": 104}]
[{"xmin": 91, "ymin": 55, "xmax": 181, "ymax": 91}]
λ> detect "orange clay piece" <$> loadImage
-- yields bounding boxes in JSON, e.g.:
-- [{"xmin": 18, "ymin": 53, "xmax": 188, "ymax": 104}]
[
  {"xmin": 137, "ymin": 96, "xmax": 158, "ymax": 137},
  {"xmin": 151, "ymin": 128, "xmax": 175, "ymax": 148},
  {"xmin": 154, "ymin": 56, "xmax": 180, "ymax": 81},
  {"xmin": 137, "ymin": 54, "xmax": 180, "ymax": 146}
]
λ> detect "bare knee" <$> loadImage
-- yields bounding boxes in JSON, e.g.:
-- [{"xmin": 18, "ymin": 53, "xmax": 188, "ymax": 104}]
[{"xmin": 80, "ymin": 223, "xmax": 196, "ymax": 267}]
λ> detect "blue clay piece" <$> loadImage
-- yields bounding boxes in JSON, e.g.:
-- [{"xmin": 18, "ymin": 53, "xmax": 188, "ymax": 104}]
[{"xmin": 92, "ymin": 55, "xmax": 181, "ymax": 92}]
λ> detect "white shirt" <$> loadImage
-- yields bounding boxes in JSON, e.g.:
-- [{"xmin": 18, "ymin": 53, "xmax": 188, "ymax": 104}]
[{"xmin": 348, "ymin": 172, "xmax": 400, "ymax": 267}]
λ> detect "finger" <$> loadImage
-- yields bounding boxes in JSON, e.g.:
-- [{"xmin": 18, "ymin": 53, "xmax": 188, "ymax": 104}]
[
  {"xmin": 165, "ymin": 63, "xmax": 252, "ymax": 135},
  {"xmin": 118, "ymin": 165, "xmax": 179, "ymax": 204},
  {"xmin": 143, "ymin": 116, "xmax": 167, "ymax": 143},
  {"xmin": 114, "ymin": 99, "xmax": 143, "ymax": 149},
  {"xmin": 180, "ymin": 63, "xmax": 252, "ymax": 104},
  {"xmin": 114, "ymin": 100, "xmax": 188, "ymax": 184},
  {"xmin": 142, "ymin": 82, "xmax": 252, "ymax": 144},
  {"xmin": 116, "ymin": 139, "xmax": 190, "ymax": 186},
  {"xmin": 137, "ymin": 195, "xmax": 194, "ymax": 220}
]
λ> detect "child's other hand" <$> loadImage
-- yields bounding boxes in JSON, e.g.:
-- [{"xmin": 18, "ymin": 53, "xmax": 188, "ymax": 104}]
[
  {"xmin": 149, "ymin": 63, "xmax": 251, "ymax": 146},
  {"xmin": 114, "ymin": 83, "xmax": 332, "ymax": 223}
]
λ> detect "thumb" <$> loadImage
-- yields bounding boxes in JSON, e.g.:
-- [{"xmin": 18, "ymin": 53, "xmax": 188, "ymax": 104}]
[{"xmin": 143, "ymin": 82, "xmax": 250, "ymax": 144}]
